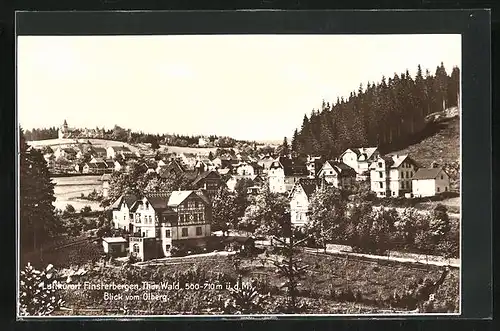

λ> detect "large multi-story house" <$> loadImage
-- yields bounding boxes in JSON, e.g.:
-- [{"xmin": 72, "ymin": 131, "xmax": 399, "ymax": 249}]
[
  {"xmin": 412, "ymin": 167, "xmax": 451, "ymax": 197},
  {"xmin": 339, "ymin": 147, "xmax": 380, "ymax": 180},
  {"xmin": 268, "ymin": 157, "xmax": 308, "ymax": 193},
  {"xmin": 317, "ymin": 160, "xmax": 357, "ymax": 189},
  {"xmin": 122, "ymin": 190, "xmax": 212, "ymax": 261},
  {"xmin": 369, "ymin": 154, "xmax": 419, "ymax": 198},
  {"xmin": 268, "ymin": 158, "xmax": 288, "ymax": 193},
  {"xmin": 289, "ymin": 178, "xmax": 319, "ymax": 227}
]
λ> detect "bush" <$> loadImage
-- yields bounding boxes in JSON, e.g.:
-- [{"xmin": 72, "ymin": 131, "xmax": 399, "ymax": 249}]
[
  {"xmin": 81, "ymin": 205, "xmax": 92, "ymax": 216},
  {"xmin": 19, "ymin": 263, "xmax": 65, "ymax": 316}
]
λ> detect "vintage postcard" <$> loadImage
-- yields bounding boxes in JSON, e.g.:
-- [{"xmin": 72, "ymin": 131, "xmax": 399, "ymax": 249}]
[{"xmin": 17, "ymin": 32, "xmax": 462, "ymax": 317}]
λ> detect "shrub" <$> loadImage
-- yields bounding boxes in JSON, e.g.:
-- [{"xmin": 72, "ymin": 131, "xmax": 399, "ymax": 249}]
[
  {"xmin": 19, "ymin": 263, "xmax": 65, "ymax": 316},
  {"xmin": 81, "ymin": 205, "xmax": 92, "ymax": 216}
]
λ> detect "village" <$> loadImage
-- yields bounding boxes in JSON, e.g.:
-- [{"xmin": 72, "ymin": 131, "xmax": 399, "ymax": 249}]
[{"xmin": 30, "ymin": 120, "xmax": 456, "ymax": 263}]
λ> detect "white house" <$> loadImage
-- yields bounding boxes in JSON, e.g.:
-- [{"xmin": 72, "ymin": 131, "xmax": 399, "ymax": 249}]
[
  {"xmin": 339, "ymin": 147, "xmax": 380, "ymax": 180},
  {"xmin": 111, "ymin": 194, "xmax": 138, "ymax": 231},
  {"xmin": 107, "ymin": 146, "xmax": 133, "ymax": 159},
  {"xmin": 412, "ymin": 167, "xmax": 450, "ymax": 197},
  {"xmin": 268, "ymin": 160, "xmax": 286, "ymax": 193},
  {"xmin": 369, "ymin": 154, "xmax": 418, "ymax": 198},
  {"xmin": 317, "ymin": 160, "xmax": 357, "ymax": 189},
  {"xmin": 289, "ymin": 179, "xmax": 319, "ymax": 227}
]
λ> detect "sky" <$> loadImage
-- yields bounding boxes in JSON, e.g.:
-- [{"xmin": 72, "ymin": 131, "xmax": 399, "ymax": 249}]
[{"xmin": 17, "ymin": 34, "xmax": 461, "ymax": 142}]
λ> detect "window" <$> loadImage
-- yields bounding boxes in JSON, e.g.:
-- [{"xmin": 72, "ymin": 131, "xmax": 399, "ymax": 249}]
[
  {"xmin": 195, "ymin": 201, "xmax": 199, "ymax": 208},
  {"xmin": 165, "ymin": 244, "xmax": 171, "ymax": 250},
  {"xmin": 437, "ymin": 187, "xmax": 440, "ymax": 192},
  {"xmin": 379, "ymin": 172, "xmax": 383, "ymax": 178},
  {"xmin": 411, "ymin": 171, "xmax": 413, "ymax": 177},
  {"xmin": 149, "ymin": 215, "xmax": 152, "ymax": 224},
  {"xmin": 114, "ymin": 215, "xmax": 117, "ymax": 220},
  {"xmin": 165, "ymin": 230, "xmax": 171, "ymax": 238},
  {"xmin": 181, "ymin": 228, "xmax": 188, "ymax": 237},
  {"xmin": 445, "ymin": 187, "xmax": 448, "ymax": 191},
  {"xmin": 133, "ymin": 244, "xmax": 139, "ymax": 253},
  {"xmin": 406, "ymin": 171, "xmax": 409, "ymax": 178},
  {"xmin": 379, "ymin": 182, "xmax": 383, "ymax": 189},
  {"xmin": 441, "ymin": 175, "xmax": 444, "ymax": 180},
  {"xmin": 392, "ymin": 191, "xmax": 396, "ymax": 196},
  {"xmin": 196, "ymin": 227, "xmax": 202, "ymax": 236},
  {"xmin": 378, "ymin": 162, "xmax": 382, "ymax": 168}
]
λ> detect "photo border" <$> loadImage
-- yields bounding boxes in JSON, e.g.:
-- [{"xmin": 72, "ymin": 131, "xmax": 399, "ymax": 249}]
[{"xmin": 12, "ymin": 9, "xmax": 492, "ymax": 321}]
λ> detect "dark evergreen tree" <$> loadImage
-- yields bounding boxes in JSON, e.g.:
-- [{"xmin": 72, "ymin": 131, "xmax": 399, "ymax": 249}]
[
  {"xmin": 289, "ymin": 63, "xmax": 459, "ymax": 157},
  {"xmin": 19, "ymin": 129, "xmax": 60, "ymax": 251}
]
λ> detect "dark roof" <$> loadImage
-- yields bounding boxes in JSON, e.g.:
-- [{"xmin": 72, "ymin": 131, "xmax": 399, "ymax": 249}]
[
  {"xmin": 412, "ymin": 168, "xmax": 444, "ymax": 180},
  {"xmin": 323, "ymin": 160, "xmax": 357, "ymax": 177},
  {"xmin": 111, "ymin": 194, "xmax": 138, "ymax": 210},
  {"xmin": 109, "ymin": 146, "xmax": 132, "ymax": 152},
  {"xmin": 192, "ymin": 170, "xmax": 220, "ymax": 186},
  {"xmin": 92, "ymin": 147, "xmax": 107, "ymax": 153},
  {"xmin": 130, "ymin": 194, "xmax": 172, "ymax": 213},
  {"xmin": 298, "ymin": 178, "xmax": 319, "ymax": 198}
]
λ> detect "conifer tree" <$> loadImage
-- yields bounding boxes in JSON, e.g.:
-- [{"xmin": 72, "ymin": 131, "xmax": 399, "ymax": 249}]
[{"xmin": 19, "ymin": 128, "xmax": 60, "ymax": 251}]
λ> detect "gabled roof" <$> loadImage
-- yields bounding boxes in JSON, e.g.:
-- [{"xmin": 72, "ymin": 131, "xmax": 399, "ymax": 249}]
[
  {"xmin": 387, "ymin": 154, "xmax": 418, "ymax": 169},
  {"xmin": 299, "ymin": 178, "xmax": 319, "ymax": 197},
  {"xmin": 412, "ymin": 167, "xmax": 446, "ymax": 180},
  {"xmin": 111, "ymin": 194, "xmax": 138, "ymax": 210},
  {"xmin": 321, "ymin": 160, "xmax": 357, "ymax": 177},
  {"xmin": 167, "ymin": 191, "xmax": 195, "ymax": 207},
  {"xmin": 130, "ymin": 194, "xmax": 172, "ymax": 213},
  {"xmin": 194, "ymin": 190, "xmax": 211, "ymax": 205},
  {"xmin": 192, "ymin": 170, "xmax": 221, "ymax": 186},
  {"xmin": 342, "ymin": 147, "xmax": 378, "ymax": 161}
]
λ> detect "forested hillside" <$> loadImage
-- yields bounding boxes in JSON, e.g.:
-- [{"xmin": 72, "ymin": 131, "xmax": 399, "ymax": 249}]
[{"xmin": 291, "ymin": 63, "xmax": 460, "ymax": 158}]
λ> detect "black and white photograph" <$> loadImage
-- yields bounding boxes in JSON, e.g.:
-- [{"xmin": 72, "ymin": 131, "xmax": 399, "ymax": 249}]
[{"xmin": 17, "ymin": 32, "xmax": 462, "ymax": 317}]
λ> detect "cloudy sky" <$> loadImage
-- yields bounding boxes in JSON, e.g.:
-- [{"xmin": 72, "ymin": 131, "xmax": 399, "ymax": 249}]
[{"xmin": 17, "ymin": 34, "xmax": 461, "ymax": 141}]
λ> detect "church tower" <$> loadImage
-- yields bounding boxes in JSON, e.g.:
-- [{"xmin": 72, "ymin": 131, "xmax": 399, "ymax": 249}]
[{"xmin": 58, "ymin": 120, "xmax": 69, "ymax": 139}]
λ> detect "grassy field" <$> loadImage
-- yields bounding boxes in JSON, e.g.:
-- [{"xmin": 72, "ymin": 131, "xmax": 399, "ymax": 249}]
[
  {"xmin": 28, "ymin": 138, "xmax": 140, "ymax": 152},
  {"xmin": 52, "ymin": 175, "xmax": 103, "ymax": 211},
  {"xmin": 391, "ymin": 117, "xmax": 460, "ymax": 168},
  {"xmin": 160, "ymin": 145, "xmax": 218, "ymax": 156}
]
